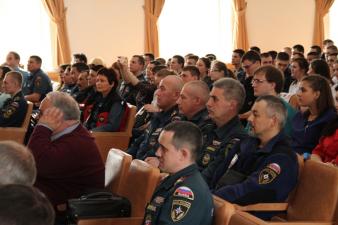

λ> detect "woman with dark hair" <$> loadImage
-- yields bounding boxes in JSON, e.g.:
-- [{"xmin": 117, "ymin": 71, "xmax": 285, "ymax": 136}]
[
  {"xmin": 196, "ymin": 57, "xmax": 212, "ymax": 87},
  {"xmin": 291, "ymin": 75, "xmax": 336, "ymax": 154},
  {"xmin": 55, "ymin": 64, "xmax": 70, "ymax": 91},
  {"xmin": 311, "ymin": 85, "xmax": 338, "ymax": 165},
  {"xmin": 84, "ymin": 67, "xmax": 126, "ymax": 132},
  {"xmin": 308, "ymin": 59, "xmax": 332, "ymax": 84},
  {"xmin": 208, "ymin": 60, "xmax": 236, "ymax": 88},
  {"xmin": 288, "ymin": 57, "xmax": 309, "ymax": 95}
]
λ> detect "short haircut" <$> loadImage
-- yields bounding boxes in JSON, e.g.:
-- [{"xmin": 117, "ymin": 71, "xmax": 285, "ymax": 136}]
[
  {"xmin": 6, "ymin": 71, "xmax": 23, "ymax": 87},
  {"xmin": 301, "ymin": 75, "xmax": 335, "ymax": 116},
  {"xmin": 97, "ymin": 67, "xmax": 118, "ymax": 88},
  {"xmin": 261, "ymin": 52, "xmax": 271, "ymax": 58},
  {"xmin": 205, "ymin": 53, "xmax": 217, "ymax": 61},
  {"xmin": 292, "ymin": 57, "xmax": 309, "ymax": 73},
  {"xmin": 163, "ymin": 121, "xmax": 202, "ymax": 161},
  {"xmin": 233, "ymin": 49, "xmax": 245, "ymax": 58},
  {"xmin": 0, "ymin": 184, "xmax": 54, "ymax": 225},
  {"xmin": 72, "ymin": 62, "xmax": 89, "ymax": 73},
  {"xmin": 311, "ymin": 45, "xmax": 322, "ymax": 54},
  {"xmin": 250, "ymin": 46, "xmax": 261, "ymax": 54},
  {"xmin": 152, "ymin": 65, "xmax": 168, "ymax": 75},
  {"xmin": 241, "ymin": 50, "xmax": 261, "ymax": 63},
  {"xmin": 60, "ymin": 64, "xmax": 71, "ymax": 71},
  {"xmin": 327, "ymin": 45, "xmax": 338, "ymax": 51},
  {"xmin": 187, "ymin": 55, "xmax": 199, "ymax": 62},
  {"xmin": 276, "ymin": 52, "xmax": 290, "ymax": 61},
  {"xmin": 0, "ymin": 141, "xmax": 36, "ymax": 186},
  {"xmin": 255, "ymin": 95, "xmax": 287, "ymax": 129},
  {"xmin": 184, "ymin": 80, "xmax": 210, "ymax": 103},
  {"xmin": 213, "ymin": 78, "xmax": 246, "ymax": 112},
  {"xmin": 254, "ymin": 65, "xmax": 284, "ymax": 94},
  {"xmin": 155, "ymin": 57, "xmax": 166, "ymax": 65},
  {"xmin": 149, "ymin": 60, "xmax": 161, "ymax": 66},
  {"xmin": 323, "ymin": 39, "xmax": 334, "ymax": 45},
  {"xmin": 133, "ymin": 55, "xmax": 145, "ymax": 66},
  {"xmin": 30, "ymin": 55, "xmax": 42, "ymax": 64},
  {"xmin": 144, "ymin": 53, "xmax": 155, "ymax": 61},
  {"xmin": 268, "ymin": 50, "xmax": 277, "ymax": 60},
  {"xmin": 307, "ymin": 51, "xmax": 320, "ymax": 57},
  {"xmin": 293, "ymin": 44, "xmax": 305, "ymax": 53},
  {"xmin": 172, "ymin": 55, "xmax": 185, "ymax": 67},
  {"xmin": 73, "ymin": 53, "xmax": 87, "ymax": 64},
  {"xmin": 46, "ymin": 91, "xmax": 81, "ymax": 121},
  {"xmin": 0, "ymin": 66, "xmax": 12, "ymax": 79},
  {"xmin": 9, "ymin": 51, "xmax": 20, "ymax": 60},
  {"xmin": 183, "ymin": 66, "xmax": 200, "ymax": 79},
  {"xmin": 89, "ymin": 64, "xmax": 104, "ymax": 72}
]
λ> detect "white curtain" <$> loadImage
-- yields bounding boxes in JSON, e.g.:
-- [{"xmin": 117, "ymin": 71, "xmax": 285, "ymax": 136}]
[
  {"xmin": 158, "ymin": 0, "xmax": 233, "ymax": 62},
  {"xmin": 0, "ymin": 0, "xmax": 53, "ymax": 70},
  {"xmin": 328, "ymin": 1, "xmax": 338, "ymax": 42}
]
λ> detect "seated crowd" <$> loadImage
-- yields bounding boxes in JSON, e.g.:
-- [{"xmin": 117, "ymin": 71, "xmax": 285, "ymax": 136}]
[{"xmin": 0, "ymin": 39, "xmax": 337, "ymax": 225}]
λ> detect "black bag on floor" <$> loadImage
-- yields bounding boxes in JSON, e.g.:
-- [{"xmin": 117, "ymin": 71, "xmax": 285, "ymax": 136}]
[{"xmin": 66, "ymin": 192, "xmax": 131, "ymax": 224}]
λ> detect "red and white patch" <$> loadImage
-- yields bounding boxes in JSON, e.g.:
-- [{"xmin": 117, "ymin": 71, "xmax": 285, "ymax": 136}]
[{"xmin": 267, "ymin": 163, "xmax": 281, "ymax": 174}]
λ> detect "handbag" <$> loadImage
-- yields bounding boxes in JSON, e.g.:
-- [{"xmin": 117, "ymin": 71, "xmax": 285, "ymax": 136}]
[{"xmin": 66, "ymin": 192, "xmax": 131, "ymax": 224}]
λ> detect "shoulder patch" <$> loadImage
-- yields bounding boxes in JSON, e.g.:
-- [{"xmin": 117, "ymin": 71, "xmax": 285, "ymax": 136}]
[
  {"xmin": 35, "ymin": 76, "xmax": 42, "ymax": 87},
  {"xmin": 202, "ymin": 153, "xmax": 211, "ymax": 165},
  {"xmin": 258, "ymin": 163, "xmax": 281, "ymax": 184},
  {"xmin": 173, "ymin": 186, "xmax": 194, "ymax": 200},
  {"xmin": 171, "ymin": 199, "xmax": 191, "ymax": 222}
]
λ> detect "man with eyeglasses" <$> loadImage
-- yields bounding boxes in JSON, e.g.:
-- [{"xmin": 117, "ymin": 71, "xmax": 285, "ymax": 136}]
[
  {"xmin": 238, "ymin": 50, "xmax": 261, "ymax": 125},
  {"xmin": 250, "ymin": 65, "xmax": 296, "ymax": 136}
]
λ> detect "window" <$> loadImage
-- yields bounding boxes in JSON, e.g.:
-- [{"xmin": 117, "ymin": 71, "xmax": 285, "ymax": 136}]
[
  {"xmin": 328, "ymin": 1, "xmax": 338, "ymax": 43},
  {"xmin": 158, "ymin": 0, "xmax": 233, "ymax": 62},
  {"xmin": 0, "ymin": 0, "xmax": 53, "ymax": 71}
]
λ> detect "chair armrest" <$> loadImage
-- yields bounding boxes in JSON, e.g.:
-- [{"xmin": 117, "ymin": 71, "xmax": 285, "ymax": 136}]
[
  {"xmin": 78, "ymin": 217, "xmax": 144, "ymax": 225},
  {"xmin": 234, "ymin": 203, "xmax": 288, "ymax": 211},
  {"xmin": 268, "ymin": 222, "xmax": 333, "ymax": 225}
]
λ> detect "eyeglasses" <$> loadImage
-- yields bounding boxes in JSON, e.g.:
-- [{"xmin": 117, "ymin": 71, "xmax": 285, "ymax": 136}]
[{"xmin": 251, "ymin": 78, "xmax": 268, "ymax": 85}]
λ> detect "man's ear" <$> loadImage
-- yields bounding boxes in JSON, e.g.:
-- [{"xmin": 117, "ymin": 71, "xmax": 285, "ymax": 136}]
[{"xmin": 179, "ymin": 147, "xmax": 190, "ymax": 161}]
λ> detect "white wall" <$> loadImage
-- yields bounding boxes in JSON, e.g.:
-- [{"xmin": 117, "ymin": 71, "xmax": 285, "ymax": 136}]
[
  {"xmin": 246, "ymin": 0, "xmax": 315, "ymax": 52},
  {"xmin": 65, "ymin": 0, "xmax": 144, "ymax": 65},
  {"xmin": 65, "ymin": 0, "xmax": 316, "ymax": 65}
]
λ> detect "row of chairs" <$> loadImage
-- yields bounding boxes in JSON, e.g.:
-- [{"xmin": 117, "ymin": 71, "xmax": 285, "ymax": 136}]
[{"xmin": 79, "ymin": 148, "xmax": 338, "ymax": 225}]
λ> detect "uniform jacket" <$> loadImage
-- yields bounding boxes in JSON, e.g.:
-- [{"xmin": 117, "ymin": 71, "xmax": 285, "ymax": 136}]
[
  {"xmin": 143, "ymin": 164, "xmax": 213, "ymax": 225},
  {"xmin": 0, "ymin": 91, "xmax": 28, "ymax": 127}
]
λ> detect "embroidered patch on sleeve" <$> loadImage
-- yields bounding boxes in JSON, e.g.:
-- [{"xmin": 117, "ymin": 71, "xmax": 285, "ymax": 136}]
[
  {"xmin": 171, "ymin": 199, "xmax": 191, "ymax": 222},
  {"xmin": 173, "ymin": 186, "xmax": 194, "ymax": 200},
  {"xmin": 35, "ymin": 76, "xmax": 42, "ymax": 87},
  {"xmin": 258, "ymin": 163, "xmax": 281, "ymax": 184}
]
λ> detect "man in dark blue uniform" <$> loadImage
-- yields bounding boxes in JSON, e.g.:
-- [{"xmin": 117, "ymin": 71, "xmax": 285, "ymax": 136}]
[
  {"xmin": 210, "ymin": 96, "xmax": 298, "ymax": 217},
  {"xmin": 127, "ymin": 75, "xmax": 183, "ymax": 159},
  {"xmin": 145, "ymin": 80, "xmax": 215, "ymax": 168},
  {"xmin": 23, "ymin": 55, "xmax": 52, "ymax": 108},
  {"xmin": 0, "ymin": 71, "xmax": 28, "ymax": 127},
  {"xmin": 201, "ymin": 78, "xmax": 248, "ymax": 178},
  {"xmin": 143, "ymin": 121, "xmax": 213, "ymax": 225}
]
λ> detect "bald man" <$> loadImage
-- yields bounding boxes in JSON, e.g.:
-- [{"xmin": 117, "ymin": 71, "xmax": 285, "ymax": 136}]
[
  {"xmin": 146, "ymin": 80, "xmax": 215, "ymax": 168},
  {"xmin": 128, "ymin": 75, "xmax": 183, "ymax": 159}
]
